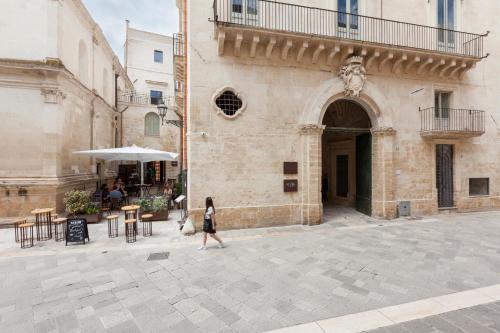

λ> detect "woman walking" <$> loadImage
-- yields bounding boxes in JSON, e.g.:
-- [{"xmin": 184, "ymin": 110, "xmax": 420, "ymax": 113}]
[{"xmin": 198, "ymin": 197, "xmax": 224, "ymax": 250}]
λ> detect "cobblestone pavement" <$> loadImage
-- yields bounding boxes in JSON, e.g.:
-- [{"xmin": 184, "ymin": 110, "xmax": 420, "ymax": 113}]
[
  {"xmin": 1, "ymin": 209, "xmax": 500, "ymax": 332},
  {"xmin": 365, "ymin": 301, "xmax": 500, "ymax": 333}
]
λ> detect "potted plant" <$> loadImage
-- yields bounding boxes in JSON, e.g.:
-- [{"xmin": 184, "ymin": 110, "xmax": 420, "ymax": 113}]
[
  {"xmin": 135, "ymin": 196, "xmax": 169, "ymax": 221},
  {"xmin": 64, "ymin": 190, "xmax": 103, "ymax": 223}
]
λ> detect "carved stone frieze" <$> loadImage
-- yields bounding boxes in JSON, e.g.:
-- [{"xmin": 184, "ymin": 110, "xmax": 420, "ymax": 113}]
[
  {"xmin": 40, "ymin": 88, "xmax": 65, "ymax": 104},
  {"xmin": 371, "ymin": 126, "xmax": 396, "ymax": 136}
]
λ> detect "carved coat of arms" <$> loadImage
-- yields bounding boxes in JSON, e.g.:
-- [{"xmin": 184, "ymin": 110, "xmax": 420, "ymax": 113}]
[{"xmin": 339, "ymin": 56, "xmax": 366, "ymax": 97}]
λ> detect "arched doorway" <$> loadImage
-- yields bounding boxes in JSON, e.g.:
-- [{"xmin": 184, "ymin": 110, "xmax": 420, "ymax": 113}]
[{"xmin": 321, "ymin": 99, "xmax": 372, "ymax": 216}]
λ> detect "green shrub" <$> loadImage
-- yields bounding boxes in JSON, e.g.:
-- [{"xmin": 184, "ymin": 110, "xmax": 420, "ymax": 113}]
[
  {"xmin": 134, "ymin": 196, "xmax": 168, "ymax": 213},
  {"xmin": 64, "ymin": 190, "xmax": 92, "ymax": 215}
]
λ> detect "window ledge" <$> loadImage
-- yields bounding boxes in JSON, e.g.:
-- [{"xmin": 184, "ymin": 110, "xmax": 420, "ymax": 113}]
[{"xmin": 468, "ymin": 195, "xmax": 490, "ymax": 198}]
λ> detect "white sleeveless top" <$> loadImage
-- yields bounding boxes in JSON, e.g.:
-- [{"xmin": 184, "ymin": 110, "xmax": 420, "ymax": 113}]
[{"xmin": 204, "ymin": 206, "xmax": 214, "ymax": 220}]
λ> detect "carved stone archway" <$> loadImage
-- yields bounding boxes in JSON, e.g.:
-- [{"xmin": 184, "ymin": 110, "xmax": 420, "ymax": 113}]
[{"xmin": 299, "ymin": 79, "xmax": 397, "ymax": 224}]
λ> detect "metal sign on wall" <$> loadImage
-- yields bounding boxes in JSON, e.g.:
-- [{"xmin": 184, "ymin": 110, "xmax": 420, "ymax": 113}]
[
  {"xmin": 283, "ymin": 162, "xmax": 298, "ymax": 175},
  {"xmin": 284, "ymin": 179, "xmax": 298, "ymax": 192}
]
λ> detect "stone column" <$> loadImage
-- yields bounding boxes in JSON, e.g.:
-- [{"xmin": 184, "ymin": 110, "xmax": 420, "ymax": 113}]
[
  {"xmin": 371, "ymin": 126, "xmax": 397, "ymax": 218},
  {"xmin": 300, "ymin": 124, "xmax": 325, "ymax": 225}
]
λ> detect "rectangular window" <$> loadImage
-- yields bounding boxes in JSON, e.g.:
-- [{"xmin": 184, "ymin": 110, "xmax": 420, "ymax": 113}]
[
  {"xmin": 150, "ymin": 90, "xmax": 163, "ymax": 105},
  {"xmin": 469, "ymin": 178, "xmax": 489, "ymax": 196},
  {"xmin": 337, "ymin": 0, "xmax": 358, "ymax": 29},
  {"xmin": 154, "ymin": 50, "xmax": 163, "ymax": 63},
  {"xmin": 338, "ymin": 0, "xmax": 347, "ymax": 28},
  {"xmin": 247, "ymin": 0, "xmax": 257, "ymax": 15},
  {"xmin": 350, "ymin": 0, "xmax": 358, "ymax": 29},
  {"xmin": 434, "ymin": 91, "xmax": 451, "ymax": 118},
  {"xmin": 438, "ymin": 0, "xmax": 455, "ymax": 44},
  {"xmin": 232, "ymin": 0, "xmax": 242, "ymax": 14}
]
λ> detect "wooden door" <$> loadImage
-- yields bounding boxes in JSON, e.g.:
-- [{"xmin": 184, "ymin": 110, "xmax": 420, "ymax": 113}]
[
  {"xmin": 356, "ymin": 134, "xmax": 372, "ymax": 215},
  {"xmin": 436, "ymin": 144, "xmax": 454, "ymax": 207}
]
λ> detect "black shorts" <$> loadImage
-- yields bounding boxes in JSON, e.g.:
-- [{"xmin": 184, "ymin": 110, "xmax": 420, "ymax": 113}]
[{"xmin": 203, "ymin": 218, "xmax": 216, "ymax": 234}]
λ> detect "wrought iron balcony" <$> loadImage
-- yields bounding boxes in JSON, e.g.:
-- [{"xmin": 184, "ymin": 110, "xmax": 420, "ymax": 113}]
[
  {"xmin": 213, "ymin": 0, "xmax": 488, "ymax": 77},
  {"xmin": 173, "ymin": 33, "xmax": 184, "ymax": 57},
  {"xmin": 419, "ymin": 107, "xmax": 485, "ymax": 138},
  {"xmin": 117, "ymin": 91, "xmax": 172, "ymax": 107}
]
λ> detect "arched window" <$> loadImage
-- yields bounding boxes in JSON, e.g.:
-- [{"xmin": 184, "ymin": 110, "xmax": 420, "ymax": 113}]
[
  {"xmin": 102, "ymin": 68, "xmax": 109, "ymax": 99},
  {"xmin": 145, "ymin": 112, "xmax": 160, "ymax": 136},
  {"xmin": 78, "ymin": 40, "xmax": 89, "ymax": 84}
]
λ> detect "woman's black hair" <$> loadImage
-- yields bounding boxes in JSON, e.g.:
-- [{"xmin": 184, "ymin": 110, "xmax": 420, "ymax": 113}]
[{"xmin": 205, "ymin": 197, "xmax": 215, "ymax": 213}]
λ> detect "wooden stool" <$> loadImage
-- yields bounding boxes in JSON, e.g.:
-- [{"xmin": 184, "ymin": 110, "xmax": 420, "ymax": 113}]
[
  {"xmin": 107, "ymin": 215, "xmax": 119, "ymax": 238},
  {"xmin": 53, "ymin": 218, "xmax": 67, "ymax": 242},
  {"xmin": 19, "ymin": 223, "xmax": 34, "ymax": 248},
  {"xmin": 125, "ymin": 219, "xmax": 136, "ymax": 243},
  {"xmin": 141, "ymin": 214, "xmax": 153, "ymax": 237},
  {"xmin": 12, "ymin": 218, "xmax": 26, "ymax": 243},
  {"xmin": 31, "ymin": 208, "xmax": 53, "ymax": 241},
  {"xmin": 122, "ymin": 205, "xmax": 140, "ymax": 235}
]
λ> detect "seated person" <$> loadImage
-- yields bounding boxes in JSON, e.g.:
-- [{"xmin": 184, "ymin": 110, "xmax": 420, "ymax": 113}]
[{"xmin": 109, "ymin": 186, "xmax": 123, "ymax": 203}]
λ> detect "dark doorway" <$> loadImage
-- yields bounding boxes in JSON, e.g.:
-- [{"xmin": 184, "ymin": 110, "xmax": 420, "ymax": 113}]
[
  {"xmin": 356, "ymin": 134, "xmax": 372, "ymax": 215},
  {"xmin": 336, "ymin": 155, "xmax": 349, "ymax": 197},
  {"xmin": 436, "ymin": 144, "xmax": 454, "ymax": 208},
  {"xmin": 322, "ymin": 99, "xmax": 372, "ymax": 217}
]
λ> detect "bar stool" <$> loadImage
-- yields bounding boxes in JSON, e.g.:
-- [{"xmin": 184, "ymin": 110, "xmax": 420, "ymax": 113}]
[
  {"xmin": 121, "ymin": 205, "xmax": 140, "ymax": 235},
  {"xmin": 12, "ymin": 218, "xmax": 26, "ymax": 243},
  {"xmin": 107, "ymin": 215, "xmax": 119, "ymax": 238},
  {"xmin": 53, "ymin": 218, "xmax": 67, "ymax": 242},
  {"xmin": 124, "ymin": 219, "xmax": 136, "ymax": 243},
  {"xmin": 31, "ymin": 208, "xmax": 53, "ymax": 241},
  {"xmin": 19, "ymin": 223, "xmax": 34, "ymax": 248},
  {"xmin": 141, "ymin": 214, "xmax": 153, "ymax": 237}
]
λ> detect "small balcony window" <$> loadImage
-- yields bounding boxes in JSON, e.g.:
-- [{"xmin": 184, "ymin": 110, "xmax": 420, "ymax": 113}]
[
  {"xmin": 469, "ymin": 178, "xmax": 489, "ymax": 196},
  {"xmin": 338, "ymin": 0, "xmax": 358, "ymax": 30},
  {"xmin": 434, "ymin": 91, "xmax": 451, "ymax": 118},
  {"xmin": 154, "ymin": 50, "xmax": 163, "ymax": 63},
  {"xmin": 150, "ymin": 90, "xmax": 163, "ymax": 105}
]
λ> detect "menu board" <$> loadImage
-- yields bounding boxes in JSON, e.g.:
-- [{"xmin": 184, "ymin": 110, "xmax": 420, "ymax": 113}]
[{"xmin": 66, "ymin": 218, "xmax": 90, "ymax": 245}]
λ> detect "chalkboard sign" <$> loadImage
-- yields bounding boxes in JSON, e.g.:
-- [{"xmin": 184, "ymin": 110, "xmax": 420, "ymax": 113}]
[{"xmin": 66, "ymin": 218, "xmax": 90, "ymax": 245}]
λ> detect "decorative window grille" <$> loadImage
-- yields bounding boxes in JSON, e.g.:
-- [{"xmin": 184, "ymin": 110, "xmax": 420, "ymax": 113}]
[
  {"xmin": 145, "ymin": 112, "xmax": 160, "ymax": 136},
  {"xmin": 215, "ymin": 90, "xmax": 243, "ymax": 117}
]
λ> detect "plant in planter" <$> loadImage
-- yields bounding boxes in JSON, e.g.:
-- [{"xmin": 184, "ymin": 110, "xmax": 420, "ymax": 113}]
[
  {"xmin": 64, "ymin": 190, "xmax": 103, "ymax": 223},
  {"xmin": 134, "ymin": 196, "xmax": 169, "ymax": 221}
]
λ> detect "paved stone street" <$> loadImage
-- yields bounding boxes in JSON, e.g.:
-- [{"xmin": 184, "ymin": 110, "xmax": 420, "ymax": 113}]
[
  {"xmin": 1, "ymin": 210, "xmax": 500, "ymax": 332},
  {"xmin": 366, "ymin": 301, "xmax": 500, "ymax": 333}
]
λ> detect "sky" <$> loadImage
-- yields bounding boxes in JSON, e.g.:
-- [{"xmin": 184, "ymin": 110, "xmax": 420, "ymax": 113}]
[{"xmin": 82, "ymin": 0, "xmax": 179, "ymax": 63}]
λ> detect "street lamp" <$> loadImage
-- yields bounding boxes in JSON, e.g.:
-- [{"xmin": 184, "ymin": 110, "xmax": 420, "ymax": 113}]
[
  {"xmin": 157, "ymin": 100, "xmax": 183, "ymax": 128},
  {"xmin": 156, "ymin": 102, "xmax": 169, "ymax": 125}
]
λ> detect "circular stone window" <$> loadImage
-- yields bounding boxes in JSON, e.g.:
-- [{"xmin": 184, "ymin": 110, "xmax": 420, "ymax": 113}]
[{"xmin": 212, "ymin": 87, "xmax": 247, "ymax": 119}]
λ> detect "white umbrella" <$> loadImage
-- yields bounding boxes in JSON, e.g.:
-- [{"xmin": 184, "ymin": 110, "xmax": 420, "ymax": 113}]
[{"xmin": 74, "ymin": 145, "xmax": 178, "ymax": 196}]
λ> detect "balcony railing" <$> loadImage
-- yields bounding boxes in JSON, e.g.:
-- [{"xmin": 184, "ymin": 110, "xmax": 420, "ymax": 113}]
[
  {"xmin": 420, "ymin": 107, "xmax": 485, "ymax": 137},
  {"xmin": 213, "ymin": 0, "xmax": 487, "ymax": 58},
  {"xmin": 118, "ymin": 91, "xmax": 172, "ymax": 106}
]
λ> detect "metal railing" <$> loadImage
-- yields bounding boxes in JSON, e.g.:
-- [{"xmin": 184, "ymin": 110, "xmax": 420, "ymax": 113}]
[
  {"xmin": 118, "ymin": 91, "xmax": 172, "ymax": 106},
  {"xmin": 420, "ymin": 108, "xmax": 485, "ymax": 134},
  {"xmin": 173, "ymin": 33, "xmax": 184, "ymax": 57},
  {"xmin": 213, "ymin": 0, "xmax": 487, "ymax": 58}
]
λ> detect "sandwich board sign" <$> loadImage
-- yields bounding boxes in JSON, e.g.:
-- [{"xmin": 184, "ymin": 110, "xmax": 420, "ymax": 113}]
[{"xmin": 66, "ymin": 218, "xmax": 90, "ymax": 245}]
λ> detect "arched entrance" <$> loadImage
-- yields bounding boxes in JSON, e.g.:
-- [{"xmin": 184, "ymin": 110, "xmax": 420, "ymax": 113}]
[{"xmin": 321, "ymin": 99, "xmax": 372, "ymax": 216}]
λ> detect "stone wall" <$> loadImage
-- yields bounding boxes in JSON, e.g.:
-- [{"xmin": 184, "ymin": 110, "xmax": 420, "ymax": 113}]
[{"xmin": 187, "ymin": 0, "xmax": 500, "ymax": 230}]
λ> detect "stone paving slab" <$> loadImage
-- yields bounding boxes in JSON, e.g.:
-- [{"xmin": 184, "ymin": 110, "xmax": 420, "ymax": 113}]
[
  {"xmin": 366, "ymin": 301, "xmax": 500, "ymax": 333},
  {"xmin": 0, "ymin": 210, "xmax": 500, "ymax": 332}
]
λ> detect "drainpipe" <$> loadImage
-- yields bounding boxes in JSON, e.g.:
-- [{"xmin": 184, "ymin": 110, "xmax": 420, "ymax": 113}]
[{"xmin": 119, "ymin": 106, "xmax": 129, "ymax": 147}]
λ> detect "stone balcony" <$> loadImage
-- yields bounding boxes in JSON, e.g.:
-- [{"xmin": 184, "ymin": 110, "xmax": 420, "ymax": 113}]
[
  {"xmin": 213, "ymin": 0, "xmax": 489, "ymax": 79},
  {"xmin": 419, "ymin": 107, "xmax": 485, "ymax": 139}
]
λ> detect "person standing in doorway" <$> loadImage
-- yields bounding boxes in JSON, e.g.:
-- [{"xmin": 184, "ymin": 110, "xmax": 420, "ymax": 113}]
[{"xmin": 198, "ymin": 197, "xmax": 224, "ymax": 250}]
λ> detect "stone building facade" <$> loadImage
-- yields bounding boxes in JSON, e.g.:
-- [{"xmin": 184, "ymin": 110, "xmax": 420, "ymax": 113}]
[
  {"xmin": 185, "ymin": 0, "xmax": 499, "ymax": 229},
  {"xmin": 0, "ymin": 0, "xmax": 132, "ymax": 217},
  {"xmin": 119, "ymin": 25, "xmax": 180, "ymax": 183}
]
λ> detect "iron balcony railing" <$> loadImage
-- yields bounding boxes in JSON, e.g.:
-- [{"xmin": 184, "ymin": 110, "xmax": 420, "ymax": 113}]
[
  {"xmin": 420, "ymin": 108, "xmax": 485, "ymax": 134},
  {"xmin": 213, "ymin": 0, "xmax": 487, "ymax": 58},
  {"xmin": 118, "ymin": 91, "xmax": 172, "ymax": 106}
]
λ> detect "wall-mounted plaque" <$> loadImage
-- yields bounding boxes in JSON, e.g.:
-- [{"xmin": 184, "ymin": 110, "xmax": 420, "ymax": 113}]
[
  {"xmin": 284, "ymin": 179, "xmax": 298, "ymax": 192},
  {"xmin": 171, "ymin": 161, "xmax": 178, "ymax": 167},
  {"xmin": 283, "ymin": 162, "xmax": 298, "ymax": 175}
]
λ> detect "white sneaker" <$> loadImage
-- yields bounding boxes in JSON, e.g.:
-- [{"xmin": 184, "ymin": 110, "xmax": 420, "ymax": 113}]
[
  {"xmin": 197, "ymin": 246, "xmax": 206, "ymax": 251},
  {"xmin": 218, "ymin": 243, "xmax": 225, "ymax": 248}
]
